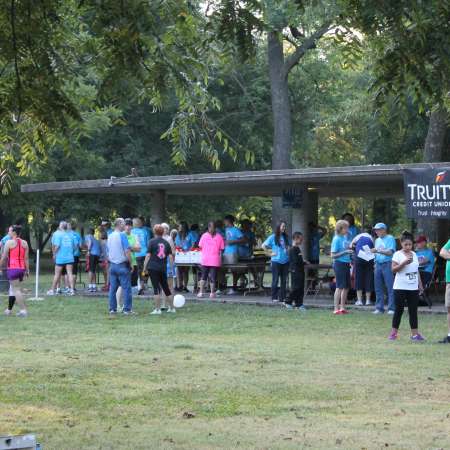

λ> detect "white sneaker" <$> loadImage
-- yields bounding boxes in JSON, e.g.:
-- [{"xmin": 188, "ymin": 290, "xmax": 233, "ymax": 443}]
[
  {"xmin": 197, "ymin": 293, "xmax": 203, "ymax": 298},
  {"xmin": 67, "ymin": 289, "xmax": 75, "ymax": 296},
  {"xmin": 167, "ymin": 308, "xmax": 176, "ymax": 313},
  {"xmin": 227, "ymin": 288, "xmax": 237, "ymax": 295},
  {"xmin": 4, "ymin": 309, "xmax": 12, "ymax": 316},
  {"xmin": 16, "ymin": 310, "xmax": 28, "ymax": 317},
  {"xmin": 373, "ymin": 309, "xmax": 383, "ymax": 315},
  {"xmin": 365, "ymin": 301, "xmax": 373, "ymax": 306},
  {"xmin": 355, "ymin": 300, "xmax": 363, "ymax": 306},
  {"xmin": 117, "ymin": 305, "xmax": 124, "ymax": 313},
  {"xmin": 46, "ymin": 289, "xmax": 55, "ymax": 296},
  {"xmin": 215, "ymin": 290, "xmax": 222, "ymax": 295},
  {"xmin": 150, "ymin": 309, "xmax": 162, "ymax": 315},
  {"xmin": 387, "ymin": 310, "xmax": 395, "ymax": 315}
]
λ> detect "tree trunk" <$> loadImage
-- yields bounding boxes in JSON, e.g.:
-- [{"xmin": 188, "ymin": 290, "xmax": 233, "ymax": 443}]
[
  {"xmin": 417, "ymin": 107, "xmax": 448, "ymax": 243},
  {"xmin": 268, "ymin": 31, "xmax": 292, "ymax": 229}
]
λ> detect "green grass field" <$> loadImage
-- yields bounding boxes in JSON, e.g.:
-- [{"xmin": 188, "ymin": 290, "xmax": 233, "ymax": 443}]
[{"xmin": 1, "ymin": 294, "xmax": 450, "ymax": 450}]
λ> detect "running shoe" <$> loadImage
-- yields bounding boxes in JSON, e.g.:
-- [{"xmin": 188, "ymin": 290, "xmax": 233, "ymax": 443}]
[
  {"xmin": 355, "ymin": 300, "xmax": 363, "ymax": 306},
  {"xmin": 284, "ymin": 303, "xmax": 294, "ymax": 309},
  {"xmin": 109, "ymin": 310, "xmax": 117, "ymax": 315},
  {"xmin": 4, "ymin": 309, "xmax": 12, "ymax": 316},
  {"xmin": 372, "ymin": 309, "xmax": 384, "ymax": 315},
  {"xmin": 197, "ymin": 293, "xmax": 204, "ymax": 298},
  {"xmin": 333, "ymin": 310, "xmax": 343, "ymax": 315},
  {"xmin": 340, "ymin": 309, "xmax": 349, "ymax": 314},
  {"xmin": 411, "ymin": 334, "xmax": 425, "ymax": 342},
  {"xmin": 16, "ymin": 310, "xmax": 28, "ymax": 318},
  {"xmin": 438, "ymin": 336, "xmax": 450, "ymax": 344},
  {"xmin": 388, "ymin": 331, "xmax": 398, "ymax": 340},
  {"xmin": 122, "ymin": 310, "xmax": 137, "ymax": 316},
  {"xmin": 365, "ymin": 301, "xmax": 373, "ymax": 306},
  {"xmin": 150, "ymin": 309, "xmax": 162, "ymax": 315},
  {"xmin": 298, "ymin": 305, "xmax": 307, "ymax": 312},
  {"xmin": 209, "ymin": 293, "xmax": 216, "ymax": 299},
  {"xmin": 63, "ymin": 287, "xmax": 70, "ymax": 294},
  {"xmin": 56, "ymin": 288, "xmax": 62, "ymax": 294},
  {"xmin": 46, "ymin": 289, "xmax": 55, "ymax": 296},
  {"xmin": 67, "ymin": 289, "xmax": 75, "ymax": 296},
  {"xmin": 167, "ymin": 308, "xmax": 176, "ymax": 313},
  {"xmin": 387, "ymin": 310, "xmax": 395, "ymax": 315}
]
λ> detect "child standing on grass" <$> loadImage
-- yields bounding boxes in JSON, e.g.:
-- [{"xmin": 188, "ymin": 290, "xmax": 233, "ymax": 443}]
[
  {"xmin": 388, "ymin": 231, "xmax": 425, "ymax": 341},
  {"xmin": 285, "ymin": 231, "xmax": 306, "ymax": 310}
]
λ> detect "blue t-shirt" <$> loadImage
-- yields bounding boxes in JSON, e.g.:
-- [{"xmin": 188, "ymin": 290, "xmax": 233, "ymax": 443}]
[
  {"xmin": 132, "ymin": 227, "xmax": 149, "ymax": 258},
  {"xmin": 263, "ymin": 233, "xmax": 289, "ymax": 264},
  {"xmin": 374, "ymin": 235, "xmax": 396, "ymax": 264},
  {"xmin": 416, "ymin": 248, "xmax": 435, "ymax": 273},
  {"xmin": 331, "ymin": 234, "xmax": 351, "ymax": 263},
  {"xmin": 53, "ymin": 231, "xmax": 75, "ymax": 265},
  {"xmin": 85, "ymin": 234, "xmax": 101, "ymax": 256},
  {"xmin": 309, "ymin": 231, "xmax": 324, "ymax": 262},
  {"xmin": 175, "ymin": 233, "xmax": 194, "ymax": 252},
  {"xmin": 70, "ymin": 231, "xmax": 83, "ymax": 257},
  {"xmin": 347, "ymin": 225, "xmax": 360, "ymax": 241},
  {"xmin": 224, "ymin": 226, "xmax": 244, "ymax": 255},
  {"xmin": 238, "ymin": 230, "xmax": 255, "ymax": 258},
  {"xmin": 189, "ymin": 231, "xmax": 200, "ymax": 247}
]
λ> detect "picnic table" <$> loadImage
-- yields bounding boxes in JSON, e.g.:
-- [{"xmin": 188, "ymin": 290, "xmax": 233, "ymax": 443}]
[{"xmin": 176, "ymin": 256, "xmax": 269, "ymax": 295}]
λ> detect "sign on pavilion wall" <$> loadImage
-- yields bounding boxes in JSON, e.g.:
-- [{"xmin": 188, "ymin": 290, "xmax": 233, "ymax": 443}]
[
  {"xmin": 403, "ymin": 167, "xmax": 450, "ymax": 219},
  {"xmin": 282, "ymin": 188, "xmax": 303, "ymax": 208}
]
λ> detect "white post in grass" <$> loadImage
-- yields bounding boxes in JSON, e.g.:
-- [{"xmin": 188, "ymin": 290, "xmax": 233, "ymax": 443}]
[{"xmin": 27, "ymin": 249, "xmax": 44, "ymax": 301}]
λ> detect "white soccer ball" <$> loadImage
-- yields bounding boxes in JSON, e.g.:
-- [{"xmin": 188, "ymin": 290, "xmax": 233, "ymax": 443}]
[{"xmin": 173, "ymin": 294, "xmax": 186, "ymax": 308}]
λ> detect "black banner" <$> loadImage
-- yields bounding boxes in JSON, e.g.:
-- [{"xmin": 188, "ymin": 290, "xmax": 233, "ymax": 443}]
[
  {"xmin": 282, "ymin": 188, "xmax": 303, "ymax": 209},
  {"xmin": 404, "ymin": 167, "xmax": 450, "ymax": 219}
]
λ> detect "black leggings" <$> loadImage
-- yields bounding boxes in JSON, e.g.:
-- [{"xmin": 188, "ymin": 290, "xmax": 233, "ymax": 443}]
[
  {"xmin": 392, "ymin": 289, "xmax": 419, "ymax": 330},
  {"xmin": 149, "ymin": 269, "xmax": 171, "ymax": 296}
]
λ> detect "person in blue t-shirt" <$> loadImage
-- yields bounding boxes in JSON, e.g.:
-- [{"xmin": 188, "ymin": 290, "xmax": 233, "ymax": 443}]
[
  {"xmin": 132, "ymin": 217, "xmax": 150, "ymax": 295},
  {"xmin": 0, "ymin": 226, "xmax": 12, "ymax": 256},
  {"xmin": 238, "ymin": 219, "xmax": 256, "ymax": 259},
  {"xmin": 175, "ymin": 221, "xmax": 193, "ymax": 292},
  {"xmin": 331, "ymin": 220, "xmax": 353, "ymax": 314},
  {"xmin": 48, "ymin": 221, "xmax": 76, "ymax": 296},
  {"xmin": 262, "ymin": 221, "xmax": 290, "ymax": 303},
  {"xmin": 415, "ymin": 235, "xmax": 435, "ymax": 287},
  {"xmin": 308, "ymin": 222, "xmax": 327, "ymax": 264},
  {"xmin": 342, "ymin": 212, "xmax": 360, "ymax": 241},
  {"xmin": 370, "ymin": 222, "xmax": 397, "ymax": 314},
  {"xmin": 224, "ymin": 215, "xmax": 246, "ymax": 295},
  {"xmin": 85, "ymin": 227, "xmax": 101, "ymax": 292},
  {"xmin": 68, "ymin": 221, "xmax": 83, "ymax": 282}
]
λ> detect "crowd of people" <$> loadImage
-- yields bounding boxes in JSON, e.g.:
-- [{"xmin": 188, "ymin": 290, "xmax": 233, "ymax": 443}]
[{"xmin": 1, "ymin": 211, "xmax": 450, "ymax": 343}]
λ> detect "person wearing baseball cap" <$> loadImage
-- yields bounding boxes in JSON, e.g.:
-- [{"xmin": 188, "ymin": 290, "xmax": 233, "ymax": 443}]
[
  {"xmin": 415, "ymin": 235, "xmax": 435, "ymax": 288},
  {"xmin": 370, "ymin": 223, "xmax": 396, "ymax": 314}
]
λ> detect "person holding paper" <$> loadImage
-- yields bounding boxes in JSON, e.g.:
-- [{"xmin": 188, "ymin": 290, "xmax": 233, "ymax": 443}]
[
  {"xmin": 351, "ymin": 228, "xmax": 375, "ymax": 306},
  {"xmin": 371, "ymin": 223, "xmax": 397, "ymax": 314}
]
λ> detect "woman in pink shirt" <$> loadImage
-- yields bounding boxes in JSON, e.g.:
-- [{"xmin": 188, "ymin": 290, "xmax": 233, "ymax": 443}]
[{"xmin": 197, "ymin": 221, "xmax": 225, "ymax": 299}]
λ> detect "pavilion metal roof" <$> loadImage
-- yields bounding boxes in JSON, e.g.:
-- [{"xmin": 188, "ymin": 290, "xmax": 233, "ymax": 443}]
[{"xmin": 21, "ymin": 162, "xmax": 450, "ymax": 198}]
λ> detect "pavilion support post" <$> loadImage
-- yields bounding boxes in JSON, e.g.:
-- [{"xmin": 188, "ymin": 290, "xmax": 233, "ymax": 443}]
[
  {"xmin": 291, "ymin": 188, "xmax": 318, "ymax": 260},
  {"xmin": 150, "ymin": 190, "xmax": 166, "ymax": 225}
]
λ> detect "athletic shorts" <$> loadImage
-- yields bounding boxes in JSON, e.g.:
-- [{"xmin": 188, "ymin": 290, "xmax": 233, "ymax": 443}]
[
  {"xmin": 57, "ymin": 263, "xmax": 73, "ymax": 274},
  {"xmin": 333, "ymin": 261, "xmax": 351, "ymax": 289},
  {"xmin": 445, "ymin": 284, "xmax": 450, "ymax": 308},
  {"xmin": 7, "ymin": 268, "xmax": 25, "ymax": 281}
]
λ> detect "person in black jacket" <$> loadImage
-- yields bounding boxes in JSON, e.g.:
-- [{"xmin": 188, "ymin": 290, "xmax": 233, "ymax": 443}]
[{"xmin": 286, "ymin": 232, "xmax": 307, "ymax": 310}]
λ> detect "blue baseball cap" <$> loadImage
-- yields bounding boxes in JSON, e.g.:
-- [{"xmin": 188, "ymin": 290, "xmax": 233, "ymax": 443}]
[{"xmin": 373, "ymin": 222, "xmax": 387, "ymax": 230}]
